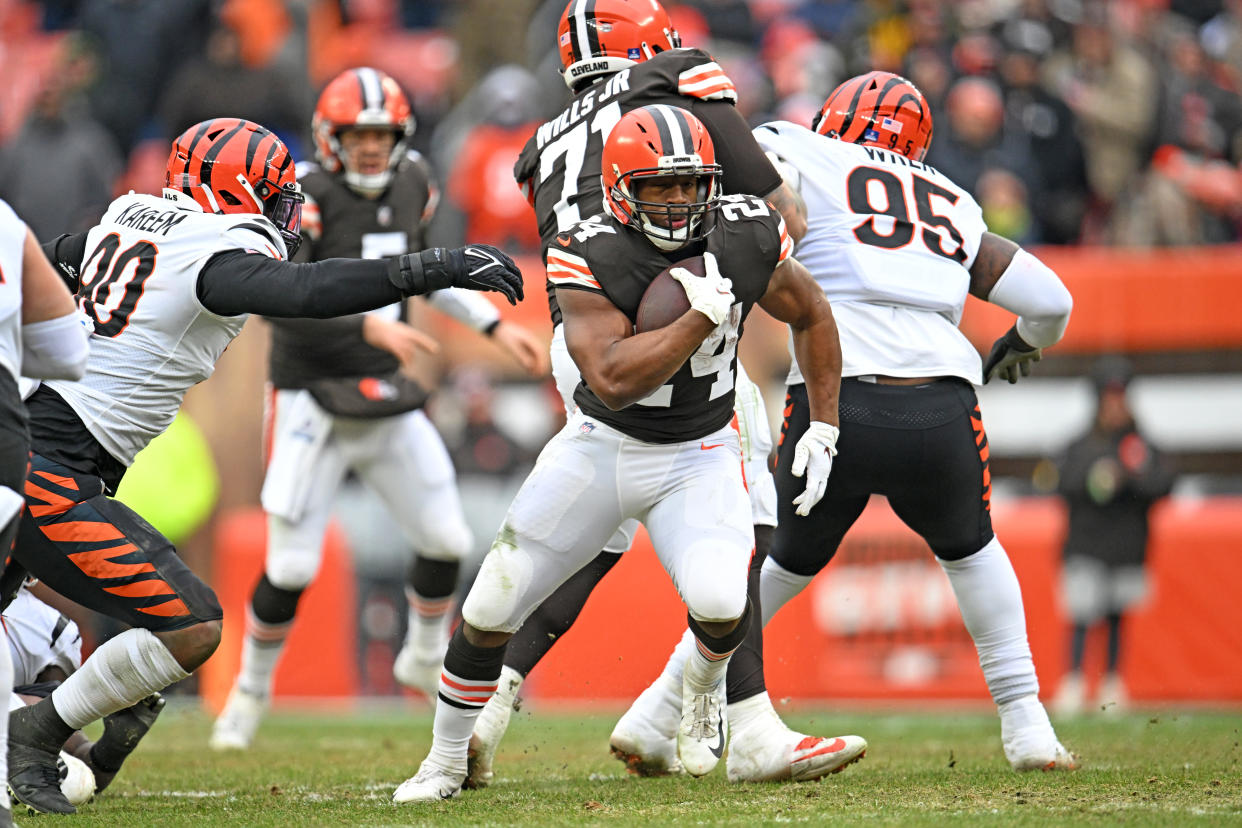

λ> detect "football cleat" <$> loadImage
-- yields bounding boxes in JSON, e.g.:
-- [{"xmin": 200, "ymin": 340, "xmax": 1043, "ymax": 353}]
[
  {"xmin": 392, "ymin": 762, "xmax": 464, "ymax": 803},
  {"xmin": 90, "ymin": 693, "xmax": 166, "ymax": 793},
  {"xmin": 57, "ymin": 751, "xmax": 96, "ymax": 807},
  {"xmin": 9, "ymin": 741, "xmax": 75, "ymax": 815},
  {"xmin": 728, "ymin": 730, "xmax": 867, "ymax": 783},
  {"xmin": 393, "ymin": 644, "xmax": 445, "ymax": 698},
  {"xmin": 465, "ymin": 666, "xmax": 523, "ymax": 789},
  {"xmin": 677, "ymin": 676, "xmax": 727, "ymax": 778},
  {"xmin": 1000, "ymin": 694, "xmax": 1079, "ymax": 771},
  {"xmin": 209, "ymin": 686, "xmax": 267, "ymax": 751},
  {"xmin": 609, "ymin": 678, "xmax": 683, "ymax": 777}
]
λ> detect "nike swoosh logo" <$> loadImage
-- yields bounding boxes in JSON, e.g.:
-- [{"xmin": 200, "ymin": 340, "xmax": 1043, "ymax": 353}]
[
  {"xmin": 556, "ymin": 234, "xmax": 572, "ymax": 247},
  {"xmin": 709, "ymin": 712, "xmax": 725, "ymax": 758},
  {"xmin": 794, "ymin": 737, "xmax": 846, "ymax": 761},
  {"xmin": 700, "ymin": 443, "xmax": 724, "ymax": 450}
]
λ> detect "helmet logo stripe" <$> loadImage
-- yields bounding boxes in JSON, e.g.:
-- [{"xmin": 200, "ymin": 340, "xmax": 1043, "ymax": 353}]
[
  {"xmin": 357, "ymin": 67, "xmax": 385, "ymax": 113},
  {"xmin": 199, "ymin": 120, "xmax": 248, "ymax": 201},
  {"xmin": 650, "ymin": 105, "xmax": 690, "ymax": 155},
  {"xmin": 570, "ymin": 0, "xmax": 591, "ymax": 62},
  {"xmin": 583, "ymin": 0, "xmax": 603, "ymax": 58}
]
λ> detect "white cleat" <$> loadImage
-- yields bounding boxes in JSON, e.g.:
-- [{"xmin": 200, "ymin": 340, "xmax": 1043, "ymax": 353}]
[
  {"xmin": 393, "ymin": 645, "xmax": 445, "ymax": 698},
  {"xmin": 1001, "ymin": 694, "xmax": 1079, "ymax": 771},
  {"xmin": 466, "ymin": 666, "xmax": 524, "ymax": 789},
  {"xmin": 209, "ymin": 686, "xmax": 267, "ymax": 751},
  {"xmin": 392, "ymin": 762, "xmax": 464, "ymax": 803},
  {"xmin": 727, "ymin": 730, "xmax": 867, "ymax": 783},
  {"xmin": 677, "ymin": 677, "xmax": 727, "ymax": 778},
  {"xmin": 610, "ymin": 680, "xmax": 683, "ymax": 777}
]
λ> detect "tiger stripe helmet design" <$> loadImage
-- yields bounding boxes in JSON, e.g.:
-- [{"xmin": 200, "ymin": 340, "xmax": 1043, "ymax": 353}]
[
  {"xmin": 312, "ymin": 67, "xmax": 416, "ymax": 195},
  {"xmin": 558, "ymin": 0, "xmax": 681, "ymax": 90},
  {"xmin": 602, "ymin": 104, "xmax": 721, "ymax": 251},
  {"xmin": 812, "ymin": 71, "xmax": 934, "ymax": 162},
  {"xmin": 164, "ymin": 118, "xmax": 305, "ymax": 256}
]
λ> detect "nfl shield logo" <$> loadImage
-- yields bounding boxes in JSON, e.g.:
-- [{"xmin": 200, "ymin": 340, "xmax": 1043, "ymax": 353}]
[
  {"xmin": 580, "ymin": 421, "xmax": 596, "ymax": 434},
  {"xmin": 627, "ymin": 47, "xmax": 642, "ymax": 59},
  {"xmin": 863, "ymin": 128, "xmax": 880, "ymax": 142}
]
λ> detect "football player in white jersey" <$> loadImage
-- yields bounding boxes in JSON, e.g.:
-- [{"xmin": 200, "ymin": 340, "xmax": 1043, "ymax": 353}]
[
  {"xmin": 5, "ymin": 585, "xmax": 165, "ymax": 805},
  {"xmin": 392, "ymin": 104, "xmax": 851, "ymax": 804},
  {"xmin": 0, "ymin": 197, "xmax": 90, "ymax": 828},
  {"xmin": 3, "ymin": 117, "xmax": 524, "ymax": 815},
  {"xmin": 618, "ymin": 71, "xmax": 1077, "ymax": 772}
]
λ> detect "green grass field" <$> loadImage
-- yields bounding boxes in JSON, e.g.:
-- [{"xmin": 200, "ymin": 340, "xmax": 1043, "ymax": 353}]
[{"xmin": 58, "ymin": 701, "xmax": 1242, "ymax": 826}]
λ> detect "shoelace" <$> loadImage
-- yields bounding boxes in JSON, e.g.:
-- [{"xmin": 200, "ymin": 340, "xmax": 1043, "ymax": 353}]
[{"xmin": 688, "ymin": 695, "xmax": 720, "ymax": 740}]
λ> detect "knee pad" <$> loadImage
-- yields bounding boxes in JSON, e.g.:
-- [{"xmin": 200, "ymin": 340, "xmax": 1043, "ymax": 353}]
[{"xmin": 263, "ymin": 544, "xmax": 322, "ymax": 591}]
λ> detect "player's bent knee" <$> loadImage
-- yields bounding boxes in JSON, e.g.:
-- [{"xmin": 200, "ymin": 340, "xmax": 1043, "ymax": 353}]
[
  {"xmin": 682, "ymin": 584, "xmax": 747, "ymax": 627},
  {"xmin": 419, "ymin": 520, "xmax": 473, "ymax": 563},
  {"xmin": 264, "ymin": 549, "xmax": 323, "ymax": 591},
  {"xmin": 157, "ymin": 619, "xmax": 223, "ymax": 672}
]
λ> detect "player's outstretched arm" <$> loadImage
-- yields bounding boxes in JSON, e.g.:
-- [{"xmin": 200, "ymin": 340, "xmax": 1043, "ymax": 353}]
[
  {"xmin": 759, "ymin": 256, "xmax": 841, "ymax": 515},
  {"xmin": 969, "ymin": 233, "xmax": 1073, "ymax": 384},
  {"xmin": 559, "ymin": 287, "xmax": 716, "ymax": 411},
  {"xmin": 197, "ymin": 243, "xmax": 524, "ymax": 318}
]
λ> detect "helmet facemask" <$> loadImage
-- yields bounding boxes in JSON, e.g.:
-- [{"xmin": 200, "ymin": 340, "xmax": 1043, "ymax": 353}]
[
  {"xmin": 249, "ymin": 174, "xmax": 305, "ymax": 257},
  {"xmin": 610, "ymin": 159, "xmax": 720, "ymax": 251},
  {"xmin": 330, "ymin": 124, "xmax": 408, "ymax": 196}
]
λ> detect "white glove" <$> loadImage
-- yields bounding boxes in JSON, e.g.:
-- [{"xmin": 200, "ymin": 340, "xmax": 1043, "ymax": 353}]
[
  {"xmin": 791, "ymin": 421, "xmax": 839, "ymax": 517},
  {"xmin": 670, "ymin": 251, "xmax": 734, "ymax": 326}
]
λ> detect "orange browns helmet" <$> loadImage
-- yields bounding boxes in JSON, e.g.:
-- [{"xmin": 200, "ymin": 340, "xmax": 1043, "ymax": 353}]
[
  {"xmin": 558, "ymin": 0, "xmax": 681, "ymax": 90},
  {"xmin": 164, "ymin": 118, "xmax": 305, "ymax": 256},
  {"xmin": 812, "ymin": 71, "xmax": 934, "ymax": 162},
  {"xmin": 602, "ymin": 104, "xmax": 721, "ymax": 251},
  {"xmin": 312, "ymin": 67, "xmax": 416, "ymax": 195}
]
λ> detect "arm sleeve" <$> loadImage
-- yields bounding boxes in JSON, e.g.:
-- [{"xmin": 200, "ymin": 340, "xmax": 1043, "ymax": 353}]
[
  {"xmin": 986, "ymin": 248, "xmax": 1073, "ymax": 348},
  {"xmin": 40, "ymin": 232, "xmax": 89, "ymax": 293},
  {"xmin": 21, "ymin": 311, "xmax": 90, "ymax": 380},
  {"xmin": 692, "ymin": 100, "xmax": 783, "ymax": 198},
  {"xmin": 425, "ymin": 286, "xmax": 501, "ymax": 333},
  {"xmin": 196, "ymin": 249, "xmax": 404, "ymax": 318}
]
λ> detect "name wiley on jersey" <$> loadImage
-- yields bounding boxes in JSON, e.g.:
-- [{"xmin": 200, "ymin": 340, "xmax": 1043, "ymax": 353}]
[
  {"xmin": 535, "ymin": 69, "xmax": 632, "ymax": 150},
  {"xmin": 861, "ymin": 145, "xmax": 938, "ymax": 173}
]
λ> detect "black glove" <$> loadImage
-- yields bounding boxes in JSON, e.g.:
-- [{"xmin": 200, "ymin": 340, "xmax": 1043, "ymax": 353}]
[
  {"xmin": 982, "ymin": 324, "xmax": 1041, "ymax": 384},
  {"xmin": 387, "ymin": 244, "xmax": 524, "ymax": 305}
]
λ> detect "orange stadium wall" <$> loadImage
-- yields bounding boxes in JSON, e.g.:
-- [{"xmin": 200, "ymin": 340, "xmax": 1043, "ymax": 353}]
[{"xmin": 203, "ymin": 497, "xmax": 1242, "ymax": 706}]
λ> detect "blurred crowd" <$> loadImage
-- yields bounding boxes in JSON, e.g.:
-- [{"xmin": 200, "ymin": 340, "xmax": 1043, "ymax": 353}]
[{"xmin": 1, "ymin": 0, "xmax": 1240, "ymax": 254}]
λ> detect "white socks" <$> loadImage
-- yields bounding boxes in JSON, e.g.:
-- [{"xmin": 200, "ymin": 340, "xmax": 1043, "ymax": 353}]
[
  {"xmin": 939, "ymin": 537, "xmax": 1039, "ymax": 706},
  {"xmin": 759, "ymin": 556, "xmax": 814, "ymax": 625},
  {"xmin": 51, "ymin": 628, "xmax": 189, "ymax": 730},
  {"xmin": 405, "ymin": 587, "xmax": 453, "ymax": 657},
  {"xmin": 0, "ymin": 624, "xmax": 12, "ymax": 809},
  {"xmin": 237, "ymin": 606, "xmax": 291, "ymax": 698}
]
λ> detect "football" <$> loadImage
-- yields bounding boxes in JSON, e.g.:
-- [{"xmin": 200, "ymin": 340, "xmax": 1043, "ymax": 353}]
[{"xmin": 635, "ymin": 256, "xmax": 703, "ymax": 333}]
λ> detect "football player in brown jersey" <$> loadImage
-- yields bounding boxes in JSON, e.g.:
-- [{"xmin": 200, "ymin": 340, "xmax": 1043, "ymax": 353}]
[
  {"xmin": 209, "ymin": 68, "xmax": 549, "ymax": 753},
  {"xmin": 393, "ymin": 104, "xmax": 861, "ymax": 804}
]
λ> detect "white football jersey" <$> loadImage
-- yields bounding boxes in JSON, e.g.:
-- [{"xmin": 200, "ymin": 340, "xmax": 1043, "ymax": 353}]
[
  {"xmin": 46, "ymin": 189, "xmax": 288, "ymax": 465},
  {"xmin": 4, "ymin": 586, "xmax": 81, "ymax": 686},
  {"xmin": 754, "ymin": 122, "xmax": 989, "ymax": 385},
  {"xmin": 0, "ymin": 199, "xmax": 27, "ymax": 384}
]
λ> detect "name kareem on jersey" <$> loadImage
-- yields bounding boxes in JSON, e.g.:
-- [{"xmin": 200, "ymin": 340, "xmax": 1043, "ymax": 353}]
[
  {"xmin": 534, "ymin": 69, "xmax": 632, "ymax": 150},
  {"xmin": 114, "ymin": 203, "xmax": 190, "ymax": 236}
]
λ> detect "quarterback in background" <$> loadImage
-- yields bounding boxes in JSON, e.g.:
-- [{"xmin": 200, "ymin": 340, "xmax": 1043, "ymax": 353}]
[
  {"xmin": 392, "ymin": 103, "xmax": 853, "ymax": 804},
  {"xmin": 210, "ymin": 68, "xmax": 546, "ymax": 752},
  {"xmin": 733, "ymin": 71, "xmax": 1076, "ymax": 770}
]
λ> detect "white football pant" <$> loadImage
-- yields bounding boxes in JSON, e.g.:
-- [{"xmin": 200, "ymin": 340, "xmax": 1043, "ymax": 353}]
[
  {"xmin": 463, "ymin": 411, "xmax": 754, "ymax": 632},
  {"xmin": 262, "ymin": 389, "xmax": 472, "ymax": 590}
]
